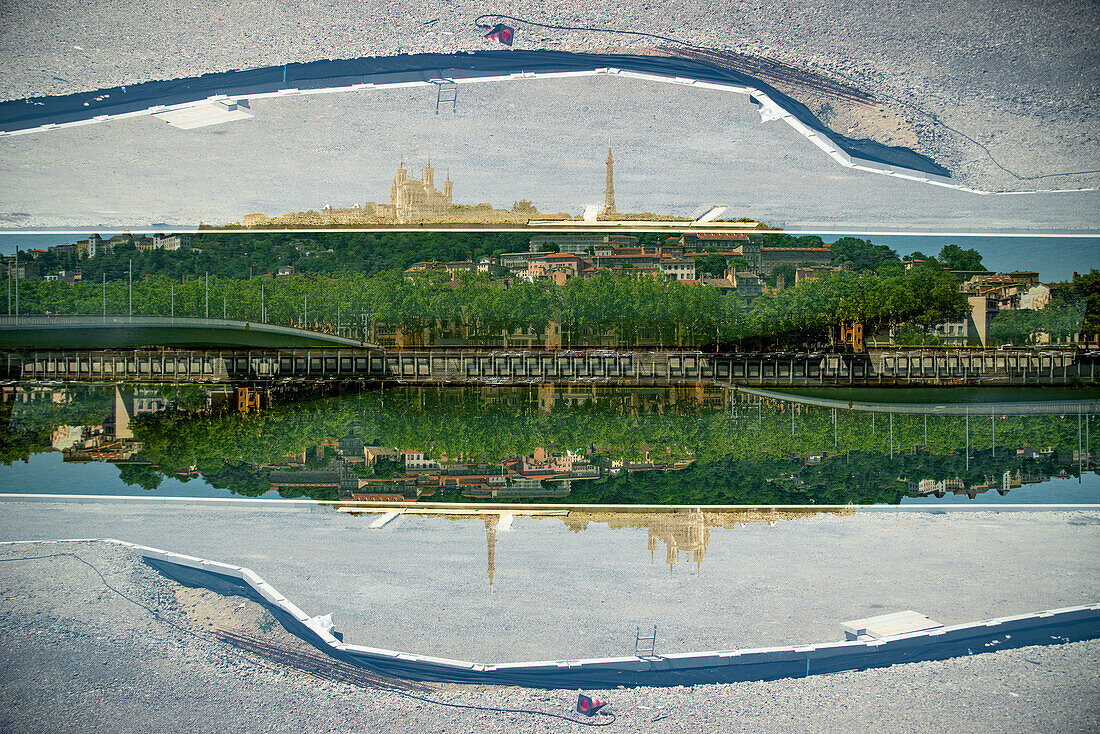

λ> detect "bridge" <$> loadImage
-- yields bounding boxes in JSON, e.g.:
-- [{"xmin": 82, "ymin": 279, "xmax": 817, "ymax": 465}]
[
  {"xmin": 0, "ymin": 315, "xmax": 379, "ymax": 350},
  {"xmin": 2, "ymin": 346, "xmax": 1098, "ymax": 387}
]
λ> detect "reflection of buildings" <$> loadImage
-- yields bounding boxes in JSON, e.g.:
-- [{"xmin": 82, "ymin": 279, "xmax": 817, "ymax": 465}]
[
  {"xmin": 560, "ymin": 509, "xmax": 846, "ymax": 574},
  {"xmin": 268, "ymin": 465, "xmax": 359, "ymax": 493},
  {"xmin": 111, "ymin": 386, "xmax": 170, "ymax": 440},
  {"xmin": 464, "ymin": 509, "xmax": 847, "ymax": 590},
  {"xmin": 344, "ymin": 386, "xmax": 728, "ymax": 500},
  {"xmin": 904, "ymin": 469, "xmax": 1046, "ymax": 500},
  {"xmin": 352, "ymin": 447, "xmax": 591, "ymax": 501}
]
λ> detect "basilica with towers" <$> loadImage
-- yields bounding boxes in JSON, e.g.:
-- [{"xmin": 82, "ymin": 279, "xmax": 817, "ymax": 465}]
[
  {"xmin": 375, "ymin": 157, "xmax": 453, "ymax": 222},
  {"xmin": 242, "ymin": 157, "xmax": 457, "ymax": 226}
]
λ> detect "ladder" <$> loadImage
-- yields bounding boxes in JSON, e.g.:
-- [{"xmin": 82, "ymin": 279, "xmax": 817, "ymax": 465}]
[
  {"xmin": 433, "ymin": 80, "xmax": 457, "ymax": 114},
  {"xmin": 634, "ymin": 625, "xmax": 658, "ymax": 658}
]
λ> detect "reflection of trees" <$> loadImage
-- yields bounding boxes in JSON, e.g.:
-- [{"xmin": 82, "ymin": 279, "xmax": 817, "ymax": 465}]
[
  {"xmin": 37, "ymin": 385, "xmax": 1094, "ymax": 502},
  {"xmin": 116, "ymin": 463, "xmax": 163, "ymax": 491},
  {"xmin": 1, "ymin": 387, "xmax": 114, "ymax": 463}
]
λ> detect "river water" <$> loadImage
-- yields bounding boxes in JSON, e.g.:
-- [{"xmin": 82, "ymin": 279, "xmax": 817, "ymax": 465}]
[{"xmin": 2, "ymin": 383, "xmax": 1096, "ymax": 505}]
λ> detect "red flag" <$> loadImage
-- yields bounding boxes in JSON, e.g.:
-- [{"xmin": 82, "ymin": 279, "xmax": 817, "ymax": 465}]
[{"xmin": 484, "ymin": 23, "xmax": 514, "ymax": 46}]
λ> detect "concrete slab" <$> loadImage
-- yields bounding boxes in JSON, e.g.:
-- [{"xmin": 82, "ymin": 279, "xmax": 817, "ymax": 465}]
[
  {"xmin": 842, "ymin": 610, "xmax": 943, "ymax": 640},
  {"xmin": 152, "ymin": 101, "xmax": 253, "ymax": 129},
  {"xmin": 368, "ymin": 511, "xmax": 400, "ymax": 528}
]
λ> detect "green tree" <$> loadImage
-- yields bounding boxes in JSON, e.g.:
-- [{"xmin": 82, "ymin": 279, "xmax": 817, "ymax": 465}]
[
  {"xmin": 938, "ymin": 244, "xmax": 985, "ymax": 272},
  {"xmin": 829, "ymin": 237, "xmax": 899, "ymax": 272}
]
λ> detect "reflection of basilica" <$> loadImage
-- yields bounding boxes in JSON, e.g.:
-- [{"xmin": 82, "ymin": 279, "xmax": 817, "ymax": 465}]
[
  {"xmin": 484, "ymin": 514, "xmax": 497, "ymax": 593},
  {"xmin": 647, "ymin": 511, "xmax": 710, "ymax": 572},
  {"xmin": 559, "ymin": 509, "xmax": 847, "ymax": 574}
]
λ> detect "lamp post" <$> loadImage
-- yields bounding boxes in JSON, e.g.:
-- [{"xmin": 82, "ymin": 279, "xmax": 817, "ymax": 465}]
[
  {"xmin": 128, "ymin": 259, "xmax": 132, "ymax": 318},
  {"xmin": 205, "ymin": 272, "xmax": 209, "ymax": 318},
  {"xmin": 102, "ymin": 273, "xmax": 106, "ymax": 318},
  {"xmin": 261, "ymin": 282, "xmax": 265, "ymax": 323}
]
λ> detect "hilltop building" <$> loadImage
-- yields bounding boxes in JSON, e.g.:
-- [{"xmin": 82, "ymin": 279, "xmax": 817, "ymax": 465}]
[{"xmin": 379, "ymin": 157, "xmax": 454, "ymax": 222}]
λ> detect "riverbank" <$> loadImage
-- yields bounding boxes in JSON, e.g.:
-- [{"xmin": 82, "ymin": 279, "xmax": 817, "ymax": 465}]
[
  {"xmin": 1, "ymin": 2, "xmax": 1095, "ymax": 195},
  {"xmin": 2, "ymin": 501, "xmax": 1095, "ymax": 663},
  {"xmin": 1, "ymin": 539, "xmax": 1096, "ymax": 732}
]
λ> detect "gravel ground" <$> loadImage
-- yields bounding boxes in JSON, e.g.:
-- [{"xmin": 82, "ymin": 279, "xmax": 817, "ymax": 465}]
[
  {"xmin": 0, "ymin": 501, "xmax": 1097, "ymax": 664},
  {"xmin": 0, "ymin": 540, "xmax": 1097, "ymax": 733},
  {"xmin": 1, "ymin": 1, "xmax": 1097, "ymax": 193},
  {"xmin": 1, "ymin": 75, "xmax": 1097, "ymax": 230}
]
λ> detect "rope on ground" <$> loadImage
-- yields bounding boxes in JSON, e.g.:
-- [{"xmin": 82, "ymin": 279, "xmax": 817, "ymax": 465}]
[
  {"xmin": 0, "ymin": 551, "xmax": 618, "ymax": 727},
  {"xmin": 473, "ymin": 13, "xmax": 1100, "ymax": 182},
  {"xmin": 0, "ymin": 552, "xmax": 239, "ymax": 650},
  {"xmin": 387, "ymin": 689, "xmax": 617, "ymax": 727}
]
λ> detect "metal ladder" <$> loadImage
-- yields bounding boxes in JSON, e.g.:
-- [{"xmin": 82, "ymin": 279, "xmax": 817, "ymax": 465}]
[
  {"xmin": 634, "ymin": 625, "xmax": 658, "ymax": 658},
  {"xmin": 433, "ymin": 79, "xmax": 457, "ymax": 114}
]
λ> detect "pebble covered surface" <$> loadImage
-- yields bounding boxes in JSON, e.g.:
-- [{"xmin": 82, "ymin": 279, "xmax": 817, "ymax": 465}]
[
  {"xmin": 0, "ymin": 1, "xmax": 1097, "ymax": 194},
  {"xmin": 0, "ymin": 540, "xmax": 1097, "ymax": 733}
]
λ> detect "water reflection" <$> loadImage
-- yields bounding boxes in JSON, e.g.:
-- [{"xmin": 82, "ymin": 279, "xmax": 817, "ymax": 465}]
[
  {"xmin": 466, "ymin": 508, "xmax": 854, "ymax": 591},
  {"xmin": 1, "ymin": 383, "xmax": 1096, "ymax": 504}
]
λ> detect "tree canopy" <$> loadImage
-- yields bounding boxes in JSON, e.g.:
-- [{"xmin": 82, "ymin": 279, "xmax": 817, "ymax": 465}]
[
  {"xmin": 829, "ymin": 237, "xmax": 899, "ymax": 272},
  {"xmin": 938, "ymin": 244, "xmax": 985, "ymax": 272}
]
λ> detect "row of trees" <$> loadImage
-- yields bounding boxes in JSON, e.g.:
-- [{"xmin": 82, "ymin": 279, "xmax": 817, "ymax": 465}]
[{"xmin": 12, "ymin": 262, "xmax": 969, "ymax": 348}]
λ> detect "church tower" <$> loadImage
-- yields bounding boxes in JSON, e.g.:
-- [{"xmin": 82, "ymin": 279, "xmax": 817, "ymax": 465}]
[
  {"xmin": 602, "ymin": 140, "xmax": 617, "ymax": 216},
  {"xmin": 443, "ymin": 169, "xmax": 453, "ymax": 205},
  {"xmin": 422, "ymin": 155, "xmax": 434, "ymax": 188}
]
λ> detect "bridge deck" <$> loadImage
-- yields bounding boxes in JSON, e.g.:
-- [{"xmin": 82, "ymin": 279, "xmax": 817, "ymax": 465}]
[
  {"xmin": 2, "ymin": 348, "xmax": 1096, "ymax": 386},
  {"xmin": 0, "ymin": 316, "xmax": 379, "ymax": 350}
]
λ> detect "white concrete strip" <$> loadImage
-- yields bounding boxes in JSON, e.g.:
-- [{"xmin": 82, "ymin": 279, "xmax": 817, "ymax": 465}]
[
  {"xmin": 497, "ymin": 513, "xmax": 514, "ymax": 532},
  {"xmin": 367, "ymin": 511, "xmax": 400, "ymax": 529}
]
